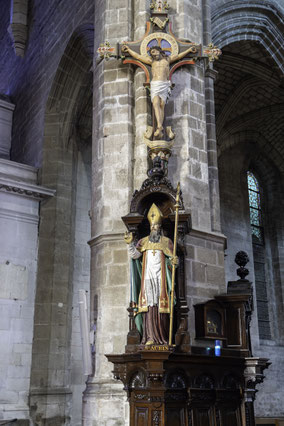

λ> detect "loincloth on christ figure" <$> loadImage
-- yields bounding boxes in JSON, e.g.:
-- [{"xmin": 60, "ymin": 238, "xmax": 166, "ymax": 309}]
[{"xmin": 150, "ymin": 80, "xmax": 172, "ymax": 103}]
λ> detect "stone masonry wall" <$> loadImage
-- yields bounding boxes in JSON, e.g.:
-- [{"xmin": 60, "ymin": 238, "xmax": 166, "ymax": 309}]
[
  {"xmin": 83, "ymin": 1, "xmax": 227, "ymax": 424},
  {"xmin": 219, "ymin": 143, "xmax": 260, "ymax": 346},
  {"xmin": 167, "ymin": 0, "xmax": 212, "ymax": 232},
  {"xmin": 218, "ymin": 142, "xmax": 284, "ymax": 418},
  {"xmin": 167, "ymin": 0, "xmax": 227, "ymax": 341},
  {"xmin": 83, "ymin": 0, "xmax": 135, "ymax": 424},
  {"xmin": 70, "ymin": 142, "xmax": 92, "ymax": 426}
]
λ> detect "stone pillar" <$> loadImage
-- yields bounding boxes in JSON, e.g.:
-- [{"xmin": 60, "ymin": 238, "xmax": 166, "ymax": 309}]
[
  {"xmin": 10, "ymin": 0, "xmax": 29, "ymax": 57},
  {"xmin": 166, "ymin": 0, "xmax": 226, "ymax": 338},
  {"xmin": 29, "ymin": 111, "xmax": 78, "ymax": 424},
  {"xmin": 0, "ymin": 159, "xmax": 54, "ymax": 423},
  {"xmin": 244, "ymin": 358, "xmax": 270, "ymax": 426},
  {"xmin": 133, "ymin": 0, "xmax": 150, "ymax": 189},
  {"xmin": 204, "ymin": 66, "xmax": 221, "ymax": 233},
  {"xmin": 202, "ymin": 0, "xmax": 222, "ymax": 233},
  {"xmin": 83, "ymin": 1, "xmax": 134, "ymax": 424},
  {"xmin": 83, "ymin": 1, "xmax": 227, "ymax": 423},
  {"xmin": 167, "ymin": 0, "xmax": 211, "ymax": 230},
  {"xmin": 0, "ymin": 97, "xmax": 15, "ymax": 159}
]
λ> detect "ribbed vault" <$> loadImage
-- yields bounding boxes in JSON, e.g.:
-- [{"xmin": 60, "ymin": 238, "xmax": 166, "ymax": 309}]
[{"xmin": 212, "ymin": 1, "xmax": 284, "ymax": 167}]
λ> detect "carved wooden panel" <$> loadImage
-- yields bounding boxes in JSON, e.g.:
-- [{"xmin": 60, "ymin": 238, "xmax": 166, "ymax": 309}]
[
  {"xmin": 191, "ymin": 407, "xmax": 215, "ymax": 426},
  {"xmin": 219, "ymin": 407, "xmax": 242, "ymax": 426},
  {"xmin": 107, "ymin": 350, "xmax": 265, "ymax": 426},
  {"xmin": 134, "ymin": 406, "xmax": 149, "ymax": 426},
  {"xmin": 166, "ymin": 407, "xmax": 186, "ymax": 425},
  {"xmin": 152, "ymin": 409, "xmax": 162, "ymax": 425},
  {"xmin": 226, "ymin": 307, "xmax": 241, "ymax": 346}
]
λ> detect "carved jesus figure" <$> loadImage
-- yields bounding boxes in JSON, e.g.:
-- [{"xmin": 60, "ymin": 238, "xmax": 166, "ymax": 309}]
[{"xmin": 121, "ymin": 44, "xmax": 197, "ymax": 139}]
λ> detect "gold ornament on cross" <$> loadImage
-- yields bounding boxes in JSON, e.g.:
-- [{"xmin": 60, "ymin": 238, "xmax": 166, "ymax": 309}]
[
  {"xmin": 203, "ymin": 43, "xmax": 222, "ymax": 62},
  {"xmin": 97, "ymin": 41, "xmax": 115, "ymax": 60}
]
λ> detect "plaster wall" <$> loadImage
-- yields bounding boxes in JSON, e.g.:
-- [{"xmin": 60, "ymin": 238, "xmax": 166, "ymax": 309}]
[{"xmin": 0, "ymin": 159, "xmax": 51, "ymax": 422}]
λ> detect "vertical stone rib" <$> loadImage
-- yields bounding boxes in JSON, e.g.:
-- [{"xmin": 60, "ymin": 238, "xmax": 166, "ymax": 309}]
[
  {"xmin": 84, "ymin": 0, "xmax": 135, "ymax": 424},
  {"xmin": 133, "ymin": 0, "xmax": 150, "ymax": 189},
  {"xmin": 203, "ymin": 0, "xmax": 222, "ymax": 233}
]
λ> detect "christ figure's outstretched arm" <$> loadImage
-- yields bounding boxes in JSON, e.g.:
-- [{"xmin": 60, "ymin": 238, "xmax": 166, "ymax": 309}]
[
  {"xmin": 121, "ymin": 45, "xmax": 152, "ymax": 65},
  {"xmin": 169, "ymin": 45, "xmax": 198, "ymax": 63}
]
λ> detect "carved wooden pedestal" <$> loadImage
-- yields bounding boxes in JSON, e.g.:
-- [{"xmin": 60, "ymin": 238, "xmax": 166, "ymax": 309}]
[{"xmin": 107, "ymin": 348, "xmax": 268, "ymax": 426}]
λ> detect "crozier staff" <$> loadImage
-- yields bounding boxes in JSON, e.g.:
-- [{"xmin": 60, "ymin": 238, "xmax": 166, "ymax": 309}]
[
  {"xmin": 124, "ymin": 203, "xmax": 178, "ymax": 346},
  {"xmin": 121, "ymin": 44, "xmax": 197, "ymax": 139}
]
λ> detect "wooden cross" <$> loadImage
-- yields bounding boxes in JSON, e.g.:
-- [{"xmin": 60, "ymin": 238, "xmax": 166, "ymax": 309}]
[
  {"xmin": 97, "ymin": 2, "xmax": 221, "ymax": 140},
  {"xmin": 97, "ymin": 2, "xmax": 221, "ymax": 82}
]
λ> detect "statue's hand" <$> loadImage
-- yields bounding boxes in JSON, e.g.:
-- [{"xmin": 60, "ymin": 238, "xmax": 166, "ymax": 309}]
[
  {"xmin": 170, "ymin": 256, "xmax": 179, "ymax": 267},
  {"xmin": 124, "ymin": 231, "xmax": 134, "ymax": 244},
  {"xmin": 121, "ymin": 44, "xmax": 129, "ymax": 53}
]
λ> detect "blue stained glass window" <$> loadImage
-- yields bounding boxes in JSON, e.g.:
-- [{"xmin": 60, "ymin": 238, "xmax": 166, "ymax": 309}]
[
  {"xmin": 248, "ymin": 191, "xmax": 260, "ymax": 209},
  {"xmin": 251, "ymin": 226, "xmax": 262, "ymax": 242},
  {"xmin": 247, "ymin": 172, "xmax": 270, "ymax": 339},
  {"xmin": 250, "ymin": 208, "xmax": 259, "ymax": 226},
  {"xmin": 247, "ymin": 172, "xmax": 259, "ymax": 192},
  {"xmin": 247, "ymin": 171, "xmax": 264, "ymax": 245}
]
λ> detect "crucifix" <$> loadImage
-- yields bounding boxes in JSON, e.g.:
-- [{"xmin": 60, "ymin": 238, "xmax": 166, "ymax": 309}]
[{"xmin": 98, "ymin": 0, "xmax": 221, "ymax": 145}]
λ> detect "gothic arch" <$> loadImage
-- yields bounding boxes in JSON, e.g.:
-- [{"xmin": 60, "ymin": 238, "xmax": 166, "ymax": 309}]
[
  {"xmin": 30, "ymin": 24, "xmax": 94, "ymax": 425},
  {"xmin": 216, "ymin": 78, "xmax": 266, "ymax": 137},
  {"xmin": 212, "ymin": 1, "xmax": 284, "ymax": 177},
  {"xmin": 218, "ymin": 104, "xmax": 284, "ymax": 160},
  {"xmin": 212, "ymin": 1, "xmax": 284, "ymax": 73},
  {"xmin": 217, "ymin": 131, "xmax": 284, "ymax": 174},
  {"xmin": 246, "ymin": 154, "xmax": 284, "ymax": 343},
  {"xmin": 218, "ymin": 137, "xmax": 284, "ymax": 345},
  {"xmin": 45, "ymin": 23, "xmax": 94, "ymax": 143}
]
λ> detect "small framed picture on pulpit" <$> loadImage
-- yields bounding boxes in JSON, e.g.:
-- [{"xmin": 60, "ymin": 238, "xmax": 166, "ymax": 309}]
[{"xmin": 194, "ymin": 300, "xmax": 226, "ymax": 340}]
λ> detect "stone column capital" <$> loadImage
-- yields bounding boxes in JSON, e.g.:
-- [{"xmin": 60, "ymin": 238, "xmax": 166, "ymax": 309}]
[{"xmin": 205, "ymin": 67, "xmax": 218, "ymax": 81}]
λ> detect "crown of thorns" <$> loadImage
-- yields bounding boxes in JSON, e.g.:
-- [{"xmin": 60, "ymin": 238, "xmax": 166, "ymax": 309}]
[{"xmin": 149, "ymin": 46, "xmax": 166, "ymax": 56}]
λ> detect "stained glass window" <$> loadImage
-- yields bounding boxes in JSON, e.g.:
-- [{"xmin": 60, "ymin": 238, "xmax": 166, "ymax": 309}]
[
  {"xmin": 247, "ymin": 171, "xmax": 271, "ymax": 339},
  {"xmin": 247, "ymin": 171, "xmax": 264, "ymax": 245}
]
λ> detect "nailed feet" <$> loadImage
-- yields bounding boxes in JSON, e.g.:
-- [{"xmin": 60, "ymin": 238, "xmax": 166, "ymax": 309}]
[{"xmin": 154, "ymin": 126, "xmax": 163, "ymax": 139}]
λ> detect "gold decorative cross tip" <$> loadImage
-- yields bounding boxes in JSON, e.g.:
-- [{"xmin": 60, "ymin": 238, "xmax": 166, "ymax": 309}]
[
  {"xmin": 97, "ymin": 41, "xmax": 115, "ymax": 60},
  {"xmin": 203, "ymin": 43, "xmax": 222, "ymax": 62},
  {"xmin": 150, "ymin": 1, "xmax": 170, "ymax": 13}
]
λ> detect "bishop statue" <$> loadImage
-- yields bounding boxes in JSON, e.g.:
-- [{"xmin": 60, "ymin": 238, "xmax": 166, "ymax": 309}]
[{"xmin": 124, "ymin": 204, "xmax": 178, "ymax": 345}]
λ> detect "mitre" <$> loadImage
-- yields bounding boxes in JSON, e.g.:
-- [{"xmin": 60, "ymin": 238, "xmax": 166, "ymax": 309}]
[{"xmin": 147, "ymin": 203, "xmax": 163, "ymax": 226}]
